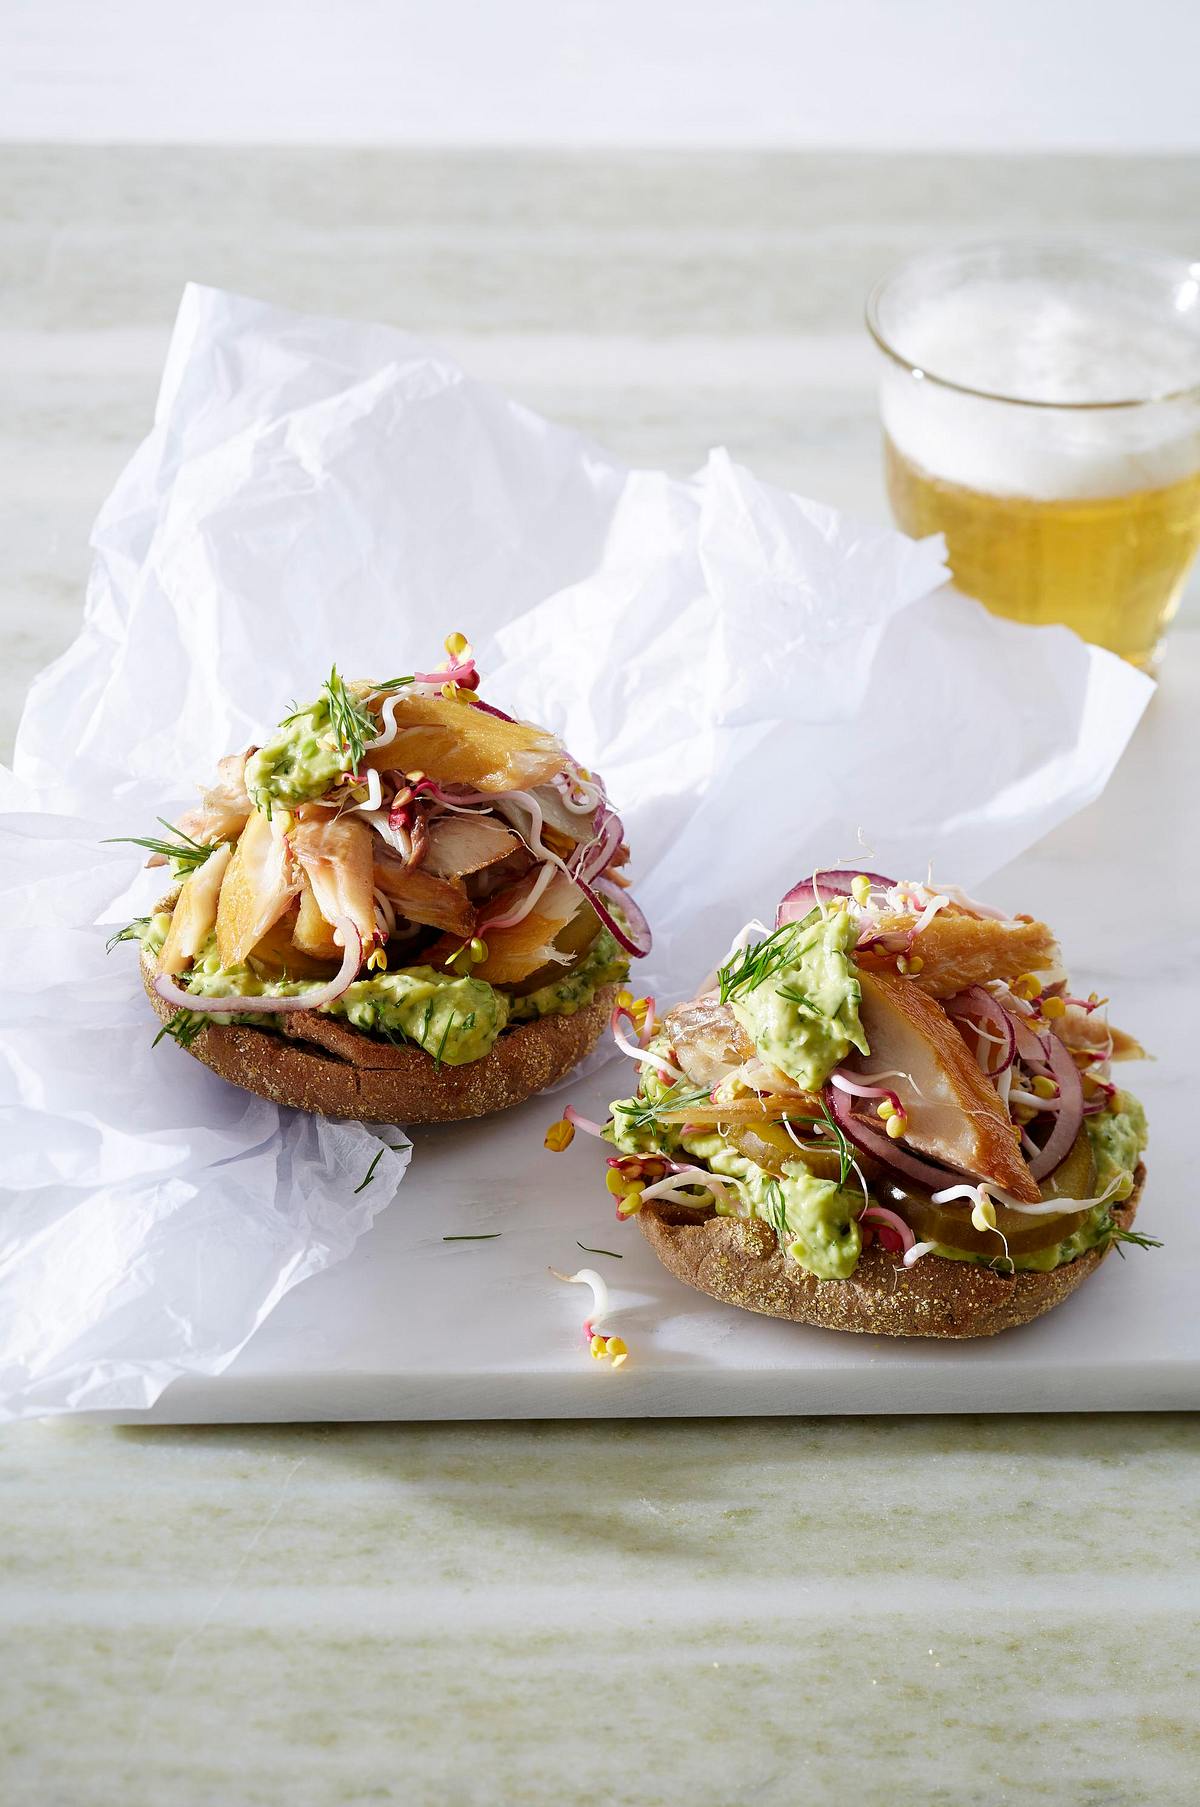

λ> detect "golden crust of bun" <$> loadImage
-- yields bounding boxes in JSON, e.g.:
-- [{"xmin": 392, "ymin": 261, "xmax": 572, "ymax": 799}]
[
  {"xmin": 638, "ymin": 1167, "xmax": 1146, "ymax": 1339},
  {"xmin": 142, "ymin": 947, "xmax": 617, "ymax": 1124}
]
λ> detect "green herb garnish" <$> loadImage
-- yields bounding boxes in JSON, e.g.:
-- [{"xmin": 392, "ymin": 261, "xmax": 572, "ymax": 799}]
[
  {"xmin": 1109, "ymin": 1225, "xmax": 1163, "ymax": 1256},
  {"xmin": 577, "ymin": 1242, "xmax": 623, "ymax": 1260},
  {"xmin": 106, "ymin": 917, "xmax": 149, "ymax": 953},
  {"xmin": 443, "ymin": 1233, "xmax": 501, "ymax": 1242},
  {"xmin": 354, "ymin": 1147, "xmax": 388, "ymax": 1194},
  {"xmin": 322, "ymin": 665, "xmax": 378, "ymax": 776},
  {"xmin": 153, "ymin": 1008, "xmax": 208, "ymax": 1050},
  {"xmin": 105, "ymin": 818, "xmax": 215, "ymax": 874},
  {"xmin": 777, "ymin": 986, "xmax": 823, "ymax": 1018},
  {"xmin": 432, "ymin": 1011, "xmax": 458, "ymax": 1071},
  {"xmin": 761, "ymin": 1179, "xmax": 791, "ymax": 1251},
  {"xmin": 717, "ymin": 921, "xmax": 807, "ymax": 1004},
  {"xmin": 611, "ymin": 1085, "xmax": 710, "ymax": 1137}
]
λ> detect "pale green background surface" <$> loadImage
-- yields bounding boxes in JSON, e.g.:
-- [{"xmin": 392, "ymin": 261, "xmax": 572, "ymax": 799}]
[{"xmin": 2, "ymin": 150, "xmax": 1198, "ymax": 1803}]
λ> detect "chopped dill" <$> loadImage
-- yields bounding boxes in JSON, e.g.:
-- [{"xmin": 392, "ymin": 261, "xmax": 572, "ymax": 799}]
[
  {"xmin": 153, "ymin": 1008, "xmax": 208, "ymax": 1050},
  {"xmin": 106, "ymin": 917, "xmax": 149, "ymax": 954},
  {"xmin": 354, "ymin": 1147, "xmax": 387, "ymax": 1194},
  {"xmin": 105, "ymin": 818, "xmax": 215, "ymax": 873},
  {"xmin": 717, "ymin": 921, "xmax": 807, "ymax": 1004},
  {"xmin": 777, "ymin": 986, "xmax": 823, "ymax": 1018},
  {"xmin": 432, "ymin": 1011, "xmax": 458, "ymax": 1070},
  {"xmin": 443, "ymin": 1233, "xmax": 501, "ymax": 1242},
  {"xmin": 577, "ymin": 1241, "xmax": 623, "ymax": 1259}
]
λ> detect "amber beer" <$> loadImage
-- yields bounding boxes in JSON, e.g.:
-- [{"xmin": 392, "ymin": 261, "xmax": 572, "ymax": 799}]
[
  {"xmin": 884, "ymin": 443, "xmax": 1200, "ymax": 666},
  {"xmin": 869, "ymin": 247, "xmax": 1200, "ymax": 668}
]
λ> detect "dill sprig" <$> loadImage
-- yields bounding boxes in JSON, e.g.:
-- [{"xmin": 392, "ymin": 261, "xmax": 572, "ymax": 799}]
[
  {"xmin": 153, "ymin": 1009, "xmax": 208, "ymax": 1050},
  {"xmin": 105, "ymin": 819, "xmax": 215, "ymax": 873},
  {"xmin": 577, "ymin": 1242, "xmax": 623, "ymax": 1259},
  {"xmin": 717, "ymin": 921, "xmax": 806, "ymax": 1004},
  {"xmin": 778, "ymin": 1096, "xmax": 855, "ymax": 1190},
  {"xmin": 1109, "ymin": 1224, "xmax": 1163, "ymax": 1257},
  {"xmin": 106, "ymin": 917, "xmax": 149, "ymax": 954},
  {"xmin": 761, "ymin": 1179, "xmax": 791, "ymax": 1251},
  {"xmin": 323, "ymin": 665, "xmax": 377, "ymax": 776},
  {"xmin": 611, "ymin": 1084, "xmax": 710, "ymax": 1136}
]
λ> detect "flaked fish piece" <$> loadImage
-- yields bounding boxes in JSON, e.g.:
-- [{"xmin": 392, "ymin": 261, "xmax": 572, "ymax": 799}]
[
  {"xmin": 291, "ymin": 810, "xmax": 377, "ymax": 952},
  {"xmin": 247, "ymin": 904, "xmax": 344, "ymax": 980},
  {"xmin": 292, "ymin": 872, "xmax": 343, "ymax": 961},
  {"xmin": 856, "ymin": 911, "xmax": 1060, "ymax": 1000},
  {"xmin": 215, "ymin": 809, "xmax": 303, "ymax": 969},
  {"xmin": 157, "ymin": 842, "xmax": 232, "ymax": 976},
  {"xmin": 171, "ymin": 752, "xmax": 254, "ymax": 854},
  {"xmin": 664, "ymin": 995, "xmax": 756, "ymax": 1091},
  {"xmin": 363, "ymin": 694, "xmax": 566, "ymax": 793},
  {"xmin": 466, "ymin": 869, "xmax": 587, "ymax": 984},
  {"xmin": 374, "ymin": 852, "xmax": 477, "ymax": 937},
  {"xmin": 857, "ymin": 970, "xmax": 1041, "ymax": 1201},
  {"xmin": 423, "ymin": 813, "xmax": 522, "ymax": 880},
  {"xmin": 1058, "ymin": 1009, "xmax": 1145, "ymax": 1064}
]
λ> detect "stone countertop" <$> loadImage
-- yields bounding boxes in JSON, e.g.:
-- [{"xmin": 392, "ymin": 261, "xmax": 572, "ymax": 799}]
[{"xmin": 2, "ymin": 148, "xmax": 1198, "ymax": 1804}]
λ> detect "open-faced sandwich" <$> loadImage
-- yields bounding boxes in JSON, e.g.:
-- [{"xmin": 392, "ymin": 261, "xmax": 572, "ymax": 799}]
[
  {"xmin": 115, "ymin": 636, "xmax": 649, "ymax": 1122},
  {"xmin": 549, "ymin": 869, "xmax": 1152, "ymax": 1337}
]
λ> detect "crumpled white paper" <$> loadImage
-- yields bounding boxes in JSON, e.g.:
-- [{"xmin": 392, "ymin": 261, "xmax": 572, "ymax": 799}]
[{"xmin": 0, "ymin": 285, "xmax": 1153, "ymax": 1420}]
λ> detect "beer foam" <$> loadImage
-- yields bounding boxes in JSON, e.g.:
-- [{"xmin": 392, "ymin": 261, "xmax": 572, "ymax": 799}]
[{"xmin": 880, "ymin": 280, "xmax": 1200, "ymax": 499}]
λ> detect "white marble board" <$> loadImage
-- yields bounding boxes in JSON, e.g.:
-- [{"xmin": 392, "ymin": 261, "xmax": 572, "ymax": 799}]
[{"xmin": 90, "ymin": 646, "xmax": 1199, "ymax": 1423}]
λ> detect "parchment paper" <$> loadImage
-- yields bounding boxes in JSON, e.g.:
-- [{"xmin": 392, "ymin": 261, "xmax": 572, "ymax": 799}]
[{"xmin": 0, "ymin": 286, "xmax": 1153, "ymax": 1419}]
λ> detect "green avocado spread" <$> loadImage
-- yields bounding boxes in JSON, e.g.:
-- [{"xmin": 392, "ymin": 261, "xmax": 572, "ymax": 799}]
[
  {"xmin": 245, "ymin": 693, "xmax": 352, "ymax": 811},
  {"xmin": 728, "ymin": 906, "xmax": 868, "ymax": 1090},
  {"xmin": 143, "ymin": 920, "xmax": 627, "ymax": 1066},
  {"xmin": 509, "ymin": 926, "xmax": 627, "ymax": 1021},
  {"xmin": 607, "ymin": 1034, "xmax": 863, "ymax": 1280}
]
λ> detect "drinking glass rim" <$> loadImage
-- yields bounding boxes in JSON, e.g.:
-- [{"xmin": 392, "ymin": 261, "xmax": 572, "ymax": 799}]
[{"xmin": 865, "ymin": 240, "xmax": 1200, "ymax": 412}]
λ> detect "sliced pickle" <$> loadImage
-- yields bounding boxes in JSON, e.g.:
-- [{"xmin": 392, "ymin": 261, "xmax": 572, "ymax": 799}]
[
  {"xmin": 881, "ymin": 1127, "xmax": 1097, "ymax": 1257},
  {"xmin": 727, "ymin": 1122, "xmax": 852, "ymax": 1186}
]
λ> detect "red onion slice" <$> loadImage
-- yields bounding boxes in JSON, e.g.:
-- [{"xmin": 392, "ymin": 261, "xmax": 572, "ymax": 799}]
[
  {"xmin": 575, "ymin": 874, "xmax": 652, "ymax": 958},
  {"xmin": 1024, "ymin": 1031, "xmax": 1085, "ymax": 1181},
  {"xmin": 943, "ymin": 984, "xmax": 1018, "ymax": 1077},
  {"xmin": 469, "ymin": 697, "xmax": 516, "ymax": 723},
  {"xmin": 859, "ymin": 1203, "xmax": 916, "ymax": 1256},
  {"xmin": 153, "ymin": 918, "xmax": 364, "ymax": 1017},
  {"xmin": 777, "ymin": 869, "xmax": 897, "ymax": 926},
  {"xmin": 825, "ymin": 1082, "xmax": 973, "ymax": 1192}
]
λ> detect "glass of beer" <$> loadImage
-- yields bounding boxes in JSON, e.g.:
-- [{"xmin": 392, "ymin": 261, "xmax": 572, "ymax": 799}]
[{"xmin": 867, "ymin": 243, "xmax": 1200, "ymax": 666}]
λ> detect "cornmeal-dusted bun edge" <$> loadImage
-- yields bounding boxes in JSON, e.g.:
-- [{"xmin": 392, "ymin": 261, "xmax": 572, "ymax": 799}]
[
  {"xmin": 142, "ymin": 948, "xmax": 617, "ymax": 1123},
  {"xmin": 638, "ymin": 1167, "xmax": 1145, "ymax": 1339}
]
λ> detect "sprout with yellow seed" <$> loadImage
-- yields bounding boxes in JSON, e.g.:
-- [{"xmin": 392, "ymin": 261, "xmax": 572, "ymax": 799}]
[
  {"xmin": 445, "ymin": 631, "xmax": 469, "ymax": 659},
  {"xmin": 850, "ymin": 873, "xmax": 871, "ymax": 906},
  {"xmin": 1040, "ymin": 995, "xmax": 1066, "ymax": 1020},
  {"xmin": 544, "ymin": 1119, "xmax": 575, "ymax": 1153}
]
